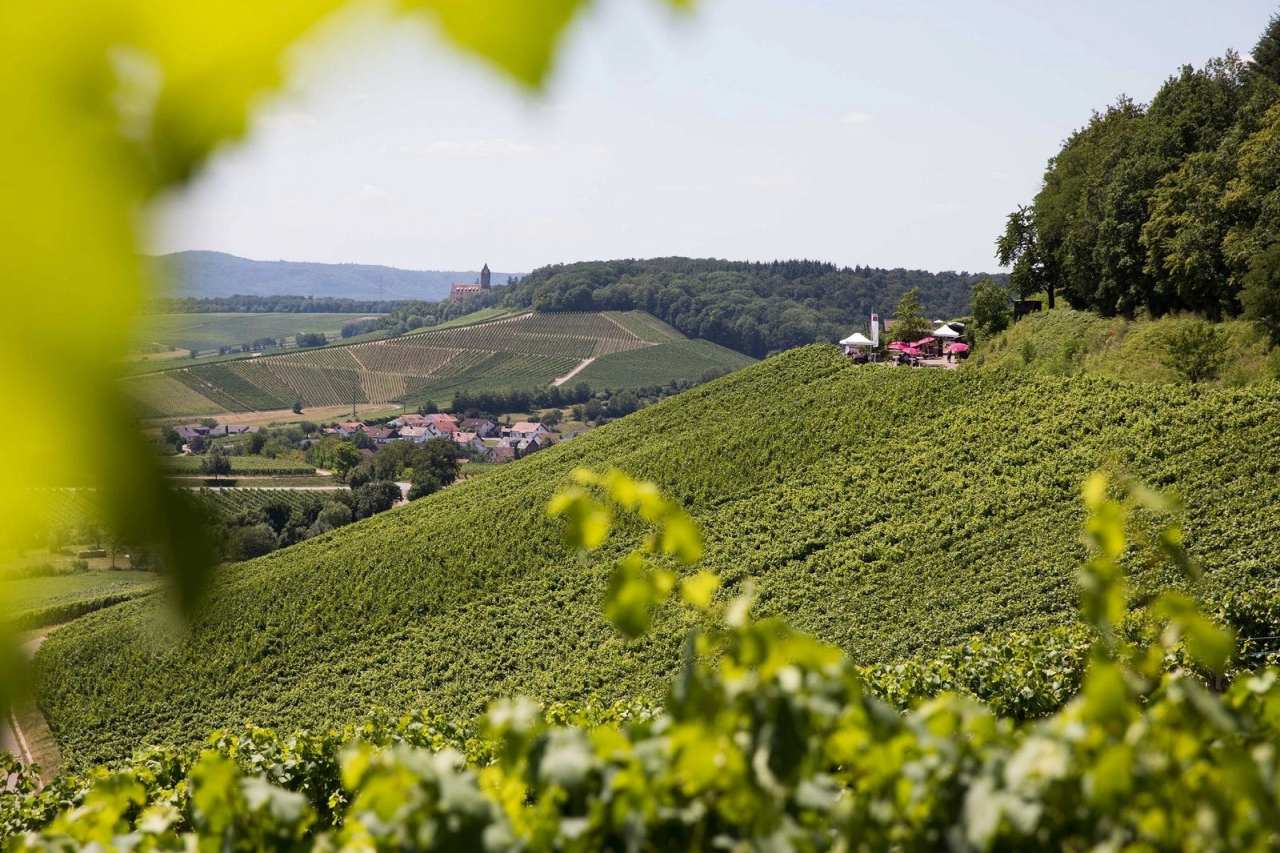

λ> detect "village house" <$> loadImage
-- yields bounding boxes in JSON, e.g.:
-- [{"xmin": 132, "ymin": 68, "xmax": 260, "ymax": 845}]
[
  {"xmin": 424, "ymin": 413, "xmax": 459, "ymax": 435},
  {"xmin": 452, "ymin": 431, "xmax": 486, "ymax": 454},
  {"xmin": 516, "ymin": 435, "xmax": 546, "ymax": 456},
  {"xmin": 459, "ymin": 417, "xmax": 498, "ymax": 437},
  {"xmin": 364, "ymin": 426, "xmax": 398, "ymax": 445},
  {"xmin": 336, "ymin": 421, "xmax": 365, "ymax": 437},
  {"xmin": 504, "ymin": 421, "xmax": 551, "ymax": 441},
  {"xmin": 389, "ymin": 413, "xmax": 427, "ymax": 429},
  {"xmin": 174, "ymin": 424, "xmax": 210, "ymax": 443},
  {"xmin": 397, "ymin": 425, "xmax": 436, "ymax": 443}
]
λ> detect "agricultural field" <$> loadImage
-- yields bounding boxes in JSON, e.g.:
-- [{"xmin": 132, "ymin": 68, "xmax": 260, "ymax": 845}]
[
  {"xmin": 123, "ymin": 310, "xmax": 732, "ymax": 417},
  {"xmin": 36, "ymin": 345, "xmax": 1280, "ymax": 765},
  {"xmin": 135, "ymin": 313, "xmax": 382, "ymax": 354},
  {"xmin": 1, "ymin": 570, "xmax": 160, "ymax": 630},
  {"xmin": 188, "ymin": 488, "xmax": 345, "ymax": 518}
]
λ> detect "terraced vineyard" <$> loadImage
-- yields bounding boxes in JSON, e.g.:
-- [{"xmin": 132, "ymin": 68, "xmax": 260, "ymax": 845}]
[
  {"xmin": 124, "ymin": 310, "xmax": 725, "ymax": 417},
  {"xmin": 39, "ymin": 346, "xmax": 1280, "ymax": 764}
]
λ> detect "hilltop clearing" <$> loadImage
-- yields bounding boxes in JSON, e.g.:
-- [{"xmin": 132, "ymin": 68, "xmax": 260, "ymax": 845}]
[{"xmin": 969, "ymin": 308, "xmax": 1280, "ymax": 385}]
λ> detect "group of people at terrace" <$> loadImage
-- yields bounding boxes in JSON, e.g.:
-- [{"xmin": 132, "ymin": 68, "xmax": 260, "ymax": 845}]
[{"xmin": 839, "ymin": 313, "xmax": 971, "ymax": 368}]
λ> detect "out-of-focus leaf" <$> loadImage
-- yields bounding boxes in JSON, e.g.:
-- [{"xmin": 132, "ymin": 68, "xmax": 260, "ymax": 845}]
[
  {"xmin": 403, "ymin": 0, "xmax": 590, "ymax": 88},
  {"xmin": 680, "ymin": 571, "xmax": 720, "ymax": 610}
]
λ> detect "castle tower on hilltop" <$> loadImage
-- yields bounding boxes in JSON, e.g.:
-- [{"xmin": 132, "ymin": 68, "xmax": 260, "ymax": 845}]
[{"xmin": 450, "ymin": 263, "xmax": 492, "ymax": 302}]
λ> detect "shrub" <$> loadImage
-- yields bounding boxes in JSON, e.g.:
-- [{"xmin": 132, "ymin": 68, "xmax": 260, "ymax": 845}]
[
  {"xmin": 352, "ymin": 481, "xmax": 401, "ymax": 519},
  {"xmin": 231, "ymin": 523, "xmax": 277, "ymax": 561},
  {"xmin": 1164, "ymin": 320, "xmax": 1227, "ymax": 382}
]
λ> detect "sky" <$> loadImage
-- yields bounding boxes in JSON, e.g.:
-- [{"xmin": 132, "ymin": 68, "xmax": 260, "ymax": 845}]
[{"xmin": 149, "ymin": 0, "xmax": 1278, "ymax": 275}]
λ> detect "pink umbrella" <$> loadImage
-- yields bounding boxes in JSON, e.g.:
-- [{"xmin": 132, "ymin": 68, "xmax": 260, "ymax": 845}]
[
  {"xmin": 887, "ymin": 341, "xmax": 908, "ymax": 351},
  {"xmin": 946, "ymin": 342, "xmax": 970, "ymax": 354},
  {"xmin": 910, "ymin": 336, "xmax": 936, "ymax": 347},
  {"xmin": 898, "ymin": 345, "xmax": 923, "ymax": 357}
]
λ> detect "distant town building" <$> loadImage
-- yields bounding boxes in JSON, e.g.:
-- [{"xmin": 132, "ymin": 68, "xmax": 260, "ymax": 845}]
[{"xmin": 449, "ymin": 262, "xmax": 493, "ymax": 301}]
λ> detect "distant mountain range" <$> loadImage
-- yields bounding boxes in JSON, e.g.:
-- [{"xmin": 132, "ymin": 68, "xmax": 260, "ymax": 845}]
[{"xmin": 151, "ymin": 251, "xmax": 521, "ymax": 302}]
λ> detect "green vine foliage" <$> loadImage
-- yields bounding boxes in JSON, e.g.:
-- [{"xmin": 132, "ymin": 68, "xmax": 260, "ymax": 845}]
[{"xmin": 6, "ymin": 470, "xmax": 1280, "ymax": 850}]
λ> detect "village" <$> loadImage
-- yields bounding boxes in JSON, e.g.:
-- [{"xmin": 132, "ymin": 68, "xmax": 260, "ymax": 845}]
[{"xmin": 171, "ymin": 411, "xmax": 556, "ymax": 465}]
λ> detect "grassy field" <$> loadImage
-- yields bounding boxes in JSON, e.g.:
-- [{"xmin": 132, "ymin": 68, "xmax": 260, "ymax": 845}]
[
  {"xmin": 968, "ymin": 308, "xmax": 1280, "ymax": 385},
  {"xmin": 37, "ymin": 345, "xmax": 1280, "ymax": 765},
  {"xmin": 123, "ymin": 310, "xmax": 735, "ymax": 417},
  {"xmin": 136, "ymin": 313, "xmax": 383, "ymax": 354},
  {"xmin": 166, "ymin": 455, "xmax": 316, "ymax": 476},
  {"xmin": 2, "ymin": 571, "xmax": 160, "ymax": 630}
]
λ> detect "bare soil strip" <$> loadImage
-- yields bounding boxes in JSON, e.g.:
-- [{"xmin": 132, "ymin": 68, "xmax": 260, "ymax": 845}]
[{"xmin": 553, "ymin": 357, "xmax": 596, "ymax": 386}]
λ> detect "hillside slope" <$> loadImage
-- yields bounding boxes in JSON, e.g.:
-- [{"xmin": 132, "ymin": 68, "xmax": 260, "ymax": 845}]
[
  {"xmin": 123, "ymin": 310, "xmax": 749, "ymax": 417},
  {"xmin": 969, "ymin": 308, "xmax": 1279, "ymax": 385},
  {"xmin": 153, "ymin": 251, "xmax": 519, "ymax": 301},
  {"xmin": 39, "ymin": 347, "xmax": 1280, "ymax": 764}
]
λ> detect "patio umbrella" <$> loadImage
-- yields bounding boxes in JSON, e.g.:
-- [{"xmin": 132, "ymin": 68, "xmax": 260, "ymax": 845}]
[
  {"xmin": 887, "ymin": 341, "xmax": 908, "ymax": 351},
  {"xmin": 946, "ymin": 342, "xmax": 970, "ymax": 354}
]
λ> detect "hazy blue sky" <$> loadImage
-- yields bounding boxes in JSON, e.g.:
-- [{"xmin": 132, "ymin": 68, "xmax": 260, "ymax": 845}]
[{"xmin": 150, "ymin": 0, "xmax": 1277, "ymax": 275}]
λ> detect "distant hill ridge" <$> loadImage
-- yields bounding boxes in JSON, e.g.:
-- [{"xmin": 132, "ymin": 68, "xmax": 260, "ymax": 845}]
[{"xmin": 152, "ymin": 250, "xmax": 521, "ymax": 302}]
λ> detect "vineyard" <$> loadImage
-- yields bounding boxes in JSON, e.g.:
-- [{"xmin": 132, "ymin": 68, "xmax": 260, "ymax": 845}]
[
  {"xmin": 123, "ymin": 310, "xmax": 711, "ymax": 417},
  {"xmin": 36, "ymin": 345, "xmax": 1280, "ymax": 765},
  {"xmin": 574, "ymin": 339, "xmax": 754, "ymax": 388},
  {"xmin": 187, "ymin": 488, "xmax": 341, "ymax": 517},
  {"xmin": 2, "ymin": 571, "xmax": 160, "ymax": 630}
]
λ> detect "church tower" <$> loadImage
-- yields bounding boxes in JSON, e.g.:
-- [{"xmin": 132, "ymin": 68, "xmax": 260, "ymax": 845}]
[{"xmin": 480, "ymin": 263, "xmax": 491, "ymax": 289}]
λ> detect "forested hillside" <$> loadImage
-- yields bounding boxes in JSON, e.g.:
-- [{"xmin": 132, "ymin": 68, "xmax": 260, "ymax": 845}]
[
  {"xmin": 999, "ymin": 14, "xmax": 1280, "ymax": 337},
  {"xmin": 153, "ymin": 251, "xmax": 518, "ymax": 302},
  {"xmin": 501, "ymin": 258, "xmax": 993, "ymax": 357},
  {"xmin": 39, "ymin": 346, "xmax": 1280, "ymax": 765}
]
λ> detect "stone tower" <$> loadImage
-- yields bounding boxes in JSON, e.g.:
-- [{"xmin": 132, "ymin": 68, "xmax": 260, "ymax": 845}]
[{"xmin": 480, "ymin": 263, "xmax": 491, "ymax": 289}]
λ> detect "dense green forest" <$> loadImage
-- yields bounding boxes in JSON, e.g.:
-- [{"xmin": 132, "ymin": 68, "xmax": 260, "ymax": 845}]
[
  {"xmin": 999, "ymin": 14, "xmax": 1280, "ymax": 339},
  {"xmin": 37, "ymin": 346, "xmax": 1280, "ymax": 766},
  {"xmin": 499, "ymin": 258, "xmax": 994, "ymax": 357}
]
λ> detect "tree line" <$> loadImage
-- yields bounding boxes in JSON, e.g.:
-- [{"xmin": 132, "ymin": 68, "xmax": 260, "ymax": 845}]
[
  {"xmin": 499, "ymin": 258, "xmax": 997, "ymax": 357},
  {"xmin": 999, "ymin": 13, "xmax": 1280, "ymax": 342}
]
